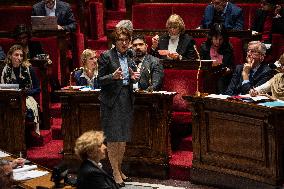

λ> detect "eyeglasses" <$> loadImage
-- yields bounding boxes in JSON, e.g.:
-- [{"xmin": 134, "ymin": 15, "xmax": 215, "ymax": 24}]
[{"xmin": 117, "ymin": 38, "xmax": 130, "ymax": 43}]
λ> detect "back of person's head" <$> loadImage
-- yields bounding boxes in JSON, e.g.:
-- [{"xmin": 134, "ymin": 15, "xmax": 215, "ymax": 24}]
[
  {"xmin": 166, "ymin": 14, "xmax": 185, "ymax": 34},
  {"xmin": 206, "ymin": 23, "xmax": 229, "ymax": 45},
  {"xmin": 116, "ymin": 20, "xmax": 133, "ymax": 34},
  {"xmin": 74, "ymin": 130, "xmax": 105, "ymax": 160},
  {"xmin": 132, "ymin": 34, "xmax": 146, "ymax": 43},
  {"xmin": 13, "ymin": 24, "xmax": 31, "ymax": 40}
]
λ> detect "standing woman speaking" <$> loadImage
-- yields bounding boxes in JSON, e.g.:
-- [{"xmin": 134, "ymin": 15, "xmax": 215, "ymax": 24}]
[{"xmin": 98, "ymin": 27, "xmax": 140, "ymax": 187}]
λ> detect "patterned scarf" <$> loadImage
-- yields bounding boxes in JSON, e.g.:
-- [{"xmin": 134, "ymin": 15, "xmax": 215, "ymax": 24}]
[
  {"xmin": 0, "ymin": 64, "xmax": 33, "ymax": 90},
  {"xmin": 271, "ymin": 73, "xmax": 284, "ymax": 100}
]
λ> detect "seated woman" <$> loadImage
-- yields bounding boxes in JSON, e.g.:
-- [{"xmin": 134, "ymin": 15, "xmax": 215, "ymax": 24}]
[
  {"xmin": 150, "ymin": 14, "xmax": 196, "ymax": 60},
  {"xmin": 73, "ymin": 49, "xmax": 99, "ymax": 89},
  {"xmin": 250, "ymin": 53, "xmax": 284, "ymax": 100},
  {"xmin": 75, "ymin": 130, "xmax": 119, "ymax": 189},
  {"xmin": 200, "ymin": 23, "xmax": 235, "ymax": 94},
  {"xmin": 0, "ymin": 44, "xmax": 41, "ymax": 139}
]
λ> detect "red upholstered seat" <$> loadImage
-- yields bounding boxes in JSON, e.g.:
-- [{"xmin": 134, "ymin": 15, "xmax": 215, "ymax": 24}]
[
  {"xmin": 237, "ymin": 3, "xmax": 259, "ymax": 30},
  {"xmin": 132, "ymin": 3, "xmax": 259, "ymax": 30},
  {"xmin": 229, "ymin": 37, "xmax": 244, "ymax": 65},
  {"xmin": 194, "ymin": 38, "xmax": 206, "ymax": 50},
  {"xmin": 162, "ymin": 69, "xmax": 204, "ymax": 125},
  {"xmin": 89, "ymin": 2, "xmax": 105, "ymax": 39},
  {"xmin": 0, "ymin": 6, "xmax": 32, "ymax": 32},
  {"xmin": 0, "ymin": 38, "xmax": 15, "ymax": 53}
]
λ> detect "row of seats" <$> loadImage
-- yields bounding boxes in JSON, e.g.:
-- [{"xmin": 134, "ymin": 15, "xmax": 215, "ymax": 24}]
[{"xmin": 131, "ymin": 3, "xmax": 259, "ymax": 30}]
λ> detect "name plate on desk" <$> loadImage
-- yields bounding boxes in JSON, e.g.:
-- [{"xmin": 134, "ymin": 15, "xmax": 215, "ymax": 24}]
[{"xmin": 0, "ymin": 84, "xmax": 19, "ymax": 90}]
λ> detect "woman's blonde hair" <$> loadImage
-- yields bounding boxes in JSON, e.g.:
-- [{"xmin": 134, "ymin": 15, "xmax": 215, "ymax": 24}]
[
  {"xmin": 166, "ymin": 14, "xmax": 185, "ymax": 34},
  {"xmin": 80, "ymin": 49, "xmax": 97, "ymax": 67},
  {"xmin": 74, "ymin": 130, "xmax": 105, "ymax": 160},
  {"xmin": 4, "ymin": 44, "xmax": 30, "ymax": 68}
]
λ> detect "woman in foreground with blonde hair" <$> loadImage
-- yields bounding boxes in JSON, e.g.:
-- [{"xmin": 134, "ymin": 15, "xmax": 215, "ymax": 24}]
[{"xmin": 75, "ymin": 130, "xmax": 119, "ymax": 189}]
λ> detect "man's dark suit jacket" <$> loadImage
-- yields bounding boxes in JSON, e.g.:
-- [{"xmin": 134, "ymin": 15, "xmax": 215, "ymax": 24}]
[
  {"xmin": 98, "ymin": 48, "xmax": 136, "ymax": 108},
  {"xmin": 32, "ymin": 0, "xmax": 76, "ymax": 32},
  {"xmin": 251, "ymin": 8, "xmax": 284, "ymax": 40},
  {"xmin": 77, "ymin": 160, "xmax": 119, "ymax": 189},
  {"xmin": 224, "ymin": 63, "xmax": 275, "ymax": 96},
  {"xmin": 150, "ymin": 33, "xmax": 196, "ymax": 60},
  {"xmin": 201, "ymin": 2, "xmax": 244, "ymax": 30},
  {"xmin": 138, "ymin": 54, "xmax": 164, "ymax": 91}
]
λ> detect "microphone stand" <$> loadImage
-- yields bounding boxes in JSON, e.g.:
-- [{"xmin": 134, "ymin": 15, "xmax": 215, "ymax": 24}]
[{"xmin": 194, "ymin": 45, "xmax": 202, "ymax": 96}]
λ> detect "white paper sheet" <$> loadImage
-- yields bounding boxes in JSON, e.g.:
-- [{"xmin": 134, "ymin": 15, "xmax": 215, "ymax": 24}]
[
  {"xmin": 13, "ymin": 170, "xmax": 49, "ymax": 181},
  {"xmin": 13, "ymin": 165, "xmax": 37, "ymax": 173}
]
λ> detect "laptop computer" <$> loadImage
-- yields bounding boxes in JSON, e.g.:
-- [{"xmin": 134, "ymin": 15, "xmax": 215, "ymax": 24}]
[
  {"xmin": 31, "ymin": 16, "xmax": 58, "ymax": 31},
  {"xmin": 0, "ymin": 84, "xmax": 19, "ymax": 90}
]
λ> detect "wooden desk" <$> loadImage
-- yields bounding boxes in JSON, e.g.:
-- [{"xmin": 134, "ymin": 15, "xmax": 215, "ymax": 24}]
[
  {"xmin": 0, "ymin": 90, "xmax": 26, "ymax": 155},
  {"xmin": 56, "ymin": 90, "xmax": 176, "ymax": 178},
  {"xmin": 0, "ymin": 149, "xmax": 72, "ymax": 189},
  {"xmin": 183, "ymin": 95, "xmax": 284, "ymax": 189},
  {"xmin": 0, "ymin": 59, "xmax": 51, "ymax": 129}
]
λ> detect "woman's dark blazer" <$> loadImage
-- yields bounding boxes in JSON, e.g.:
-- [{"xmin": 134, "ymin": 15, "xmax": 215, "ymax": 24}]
[
  {"xmin": 150, "ymin": 33, "xmax": 196, "ymax": 60},
  {"xmin": 98, "ymin": 48, "xmax": 136, "ymax": 108},
  {"xmin": 77, "ymin": 160, "xmax": 119, "ymax": 189},
  {"xmin": 200, "ymin": 41, "xmax": 234, "ymax": 71},
  {"xmin": 74, "ymin": 69, "xmax": 100, "ymax": 89}
]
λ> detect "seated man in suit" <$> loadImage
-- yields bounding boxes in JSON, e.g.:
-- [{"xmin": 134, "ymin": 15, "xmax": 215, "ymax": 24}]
[
  {"xmin": 132, "ymin": 34, "xmax": 164, "ymax": 91},
  {"xmin": 32, "ymin": 0, "xmax": 76, "ymax": 32},
  {"xmin": 224, "ymin": 41, "xmax": 275, "ymax": 96},
  {"xmin": 201, "ymin": 0, "xmax": 244, "ymax": 30},
  {"xmin": 251, "ymin": 0, "xmax": 284, "ymax": 44},
  {"xmin": 0, "ymin": 46, "xmax": 5, "ymax": 60}
]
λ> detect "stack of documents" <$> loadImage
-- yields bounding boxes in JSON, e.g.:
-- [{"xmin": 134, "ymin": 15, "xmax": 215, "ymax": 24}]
[{"xmin": 13, "ymin": 165, "xmax": 49, "ymax": 181}]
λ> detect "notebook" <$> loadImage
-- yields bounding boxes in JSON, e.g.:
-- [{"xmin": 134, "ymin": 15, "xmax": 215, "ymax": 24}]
[{"xmin": 31, "ymin": 16, "xmax": 58, "ymax": 31}]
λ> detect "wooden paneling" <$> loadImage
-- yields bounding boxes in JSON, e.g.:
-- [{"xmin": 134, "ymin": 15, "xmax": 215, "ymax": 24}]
[
  {"xmin": 184, "ymin": 95, "xmax": 284, "ymax": 189},
  {"xmin": 0, "ymin": 90, "xmax": 26, "ymax": 155},
  {"xmin": 56, "ymin": 90, "xmax": 175, "ymax": 179}
]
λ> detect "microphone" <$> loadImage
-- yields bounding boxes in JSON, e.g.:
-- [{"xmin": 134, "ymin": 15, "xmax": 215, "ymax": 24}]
[{"xmin": 193, "ymin": 45, "xmax": 202, "ymax": 96}]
